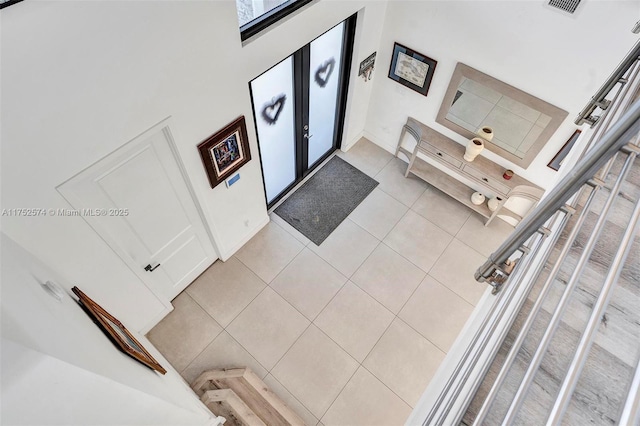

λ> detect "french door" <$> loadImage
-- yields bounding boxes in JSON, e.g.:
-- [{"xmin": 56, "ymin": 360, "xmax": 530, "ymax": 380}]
[{"xmin": 250, "ymin": 15, "xmax": 356, "ymax": 208}]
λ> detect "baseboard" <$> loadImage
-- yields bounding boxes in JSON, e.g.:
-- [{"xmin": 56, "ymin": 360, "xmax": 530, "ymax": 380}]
[
  {"xmin": 139, "ymin": 304, "xmax": 174, "ymax": 335},
  {"xmin": 362, "ymin": 130, "xmax": 397, "ymax": 155},
  {"xmin": 218, "ymin": 215, "xmax": 270, "ymax": 261},
  {"xmin": 341, "ymin": 130, "xmax": 364, "ymax": 152}
]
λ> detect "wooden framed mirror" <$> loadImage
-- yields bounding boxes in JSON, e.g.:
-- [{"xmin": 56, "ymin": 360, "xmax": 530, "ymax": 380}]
[
  {"xmin": 72, "ymin": 286, "xmax": 167, "ymax": 374},
  {"xmin": 436, "ymin": 62, "xmax": 568, "ymax": 168}
]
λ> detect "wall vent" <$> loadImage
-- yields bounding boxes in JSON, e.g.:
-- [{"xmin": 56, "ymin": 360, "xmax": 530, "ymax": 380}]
[{"xmin": 548, "ymin": 0, "xmax": 581, "ymax": 14}]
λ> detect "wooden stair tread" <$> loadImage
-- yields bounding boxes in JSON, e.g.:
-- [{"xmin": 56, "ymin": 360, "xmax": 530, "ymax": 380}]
[
  {"xmin": 201, "ymin": 389, "xmax": 266, "ymax": 426},
  {"xmin": 194, "ymin": 368, "xmax": 306, "ymax": 426}
]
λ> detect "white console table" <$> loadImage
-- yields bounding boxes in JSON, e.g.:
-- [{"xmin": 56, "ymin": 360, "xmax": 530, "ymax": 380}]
[{"xmin": 396, "ymin": 117, "xmax": 544, "ymax": 226}]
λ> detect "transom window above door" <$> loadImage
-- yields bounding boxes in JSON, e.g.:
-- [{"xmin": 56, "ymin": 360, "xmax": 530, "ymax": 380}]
[{"xmin": 237, "ymin": 0, "xmax": 314, "ymax": 41}]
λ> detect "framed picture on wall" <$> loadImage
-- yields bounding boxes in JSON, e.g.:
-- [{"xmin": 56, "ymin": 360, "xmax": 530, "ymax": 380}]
[
  {"xmin": 198, "ymin": 116, "xmax": 252, "ymax": 189},
  {"xmin": 72, "ymin": 286, "xmax": 167, "ymax": 374},
  {"xmin": 388, "ymin": 42, "xmax": 438, "ymax": 96},
  {"xmin": 548, "ymin": 129, "xmax": 581, "ymax": 171}
]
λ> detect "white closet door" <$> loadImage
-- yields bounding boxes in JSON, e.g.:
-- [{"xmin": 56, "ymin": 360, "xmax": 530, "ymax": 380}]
[{"xmin": 59, "ymin": 122, "xmax": 217, "ymax": 301}]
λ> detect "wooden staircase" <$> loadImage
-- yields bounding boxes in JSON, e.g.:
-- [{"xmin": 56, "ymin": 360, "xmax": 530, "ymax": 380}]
[
  {"xmin": 192, "ymin": 368, "xmax": 306, "ymax": 426},
  {"xmin": 462, "ymin": 103, "xmax": 640, "ymax": 425}
]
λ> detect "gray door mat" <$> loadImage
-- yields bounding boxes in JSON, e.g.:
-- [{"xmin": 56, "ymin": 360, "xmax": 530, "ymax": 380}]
[{"xmin": 274, "ymin": 156, "xmax": 378, "ymax": 246}]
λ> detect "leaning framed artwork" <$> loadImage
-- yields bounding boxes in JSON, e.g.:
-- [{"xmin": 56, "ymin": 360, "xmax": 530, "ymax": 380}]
[
  {"xmin": 72, "ymin": 286, "xmax": 166, "ymax": 374},
  {"xmin": 198, "ymin": 116, "xmax": 252, "ymax": 188},
  {"xmin": 548, "ymin": 129, "xmax": 581, "ymax": 171},
  {"xmin": 388, "ymin": 42, "xmax": 437, "ymax": 96}
]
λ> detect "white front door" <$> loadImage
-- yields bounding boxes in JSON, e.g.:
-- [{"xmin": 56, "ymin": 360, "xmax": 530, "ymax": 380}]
[{"xmin": 58, "ymin": 120, "xmax": 217, "ymax": 301}]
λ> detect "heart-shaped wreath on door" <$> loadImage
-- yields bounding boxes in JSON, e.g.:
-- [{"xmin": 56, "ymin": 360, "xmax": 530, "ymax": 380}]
[
  {"xmin": 261, "ymin": 94, "xmax": 287, "ymax": 125},
  {"xmin": 314, "ymin": 57, "xmax": 336, "ymax": 88}
]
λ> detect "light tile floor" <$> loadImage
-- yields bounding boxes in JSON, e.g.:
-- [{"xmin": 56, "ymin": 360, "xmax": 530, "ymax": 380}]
[{"xmin": 148, "ymin": 138, "xmax": 514, "ymax": 425}]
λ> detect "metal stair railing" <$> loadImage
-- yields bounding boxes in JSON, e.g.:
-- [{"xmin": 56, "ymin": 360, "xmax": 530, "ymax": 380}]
[
  {"xmin": 469, "ymin": 110, "xmax": 640, "ymax": 426},
  {"xmin": 576, "ymin": 38, "xmax": 640, "ymax": 127},
  {"xmin": 476, "ymin": 39, "xmax": 640, "ymax": 291},
  {"xmin": 467, "ymin": 46, "xmax": 640, "ymax": 425},
  {"xmin": 414, "ymin": 37, "xmax": 640, "ymax": 426},
  {"xmin": 475, "ymin": 99, "xmax": 640, "ymax": 291},
  {"xmin": 489, "ymin": 140, "xmax": 638, "ymax": 425},
  {"xmin": 470, "ymin": 58, "xmax": 640, "ymax": 422}
]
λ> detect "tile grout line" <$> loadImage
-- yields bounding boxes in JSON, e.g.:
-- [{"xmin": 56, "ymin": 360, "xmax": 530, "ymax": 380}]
[
  {"xmin": 455, "ymin": 214, "xmax": 473, "ymax": 239},
  {"xmin": 270, "ymin": 315, "xmax": 382, "ymax": 423},
  {"xmin": 310, "ymin": 281, "xmax": 395, "ymax": 370},
  {"xmin": 234, "ymin": 221, "xmax": 305, "ymax": 288},
  {"xmin": 195, "ymin": 245, "xmax": 473, "ymax": 384},
  {"xmin": 261, "ymin": 240, "xmax": 349, "ymax": 324},
  {"xmin": 425, "ymin": 273, "xmax": 478, "ymax": 310},
  {"xmin": 394, "ymin": 313, "xmax": 450, "ymax": 357},
  {"xmin": 268, "ymin": 141, "xmax": 396, "ymax": 422},
  {"xmin": 380, "ymin": 235, "xmax": 477, "ymax": 351},
  {"xmin": 183, "ymin": 223, "xmax": 459, "ymax": 381},
  {"xmin": 318, "ymin": 364, "xmax": 361, "ymax": 422},
  {"xmin": 307, "ymin": 325, "xmax": 364, "ymax": 422},
  {"xmin": 360, "ymin": 359, "xmax": 420, "ymax": 409},
  {"xmin": 410, "ymin": 194, "xmax": 473, "ymax": 239},
  {"xmin": 347, "ymin": 277, "xmax": 406, "ymax": 319},
  {"xmin": 318, "ymin": 142, "xmax": 457, "ymax": 418},
  {"xmin": 217, "ymin": 223, "xmax": 375, "ymax": 397},
  {"xmin": 191, "ymin": 280, "xmax": 273, "ymax": 375},
  {"xmin": 423, "ymin": 227, "xmax": 458, "ymax": 276},
  {"xmin": 311, "ymin": 279, "xmax": 396, "ymax": 364},
  {"xmin": 308, "ymin": 276, "xmax": 350, "ymax": 323},
  {"xmin": 202, "ymin": 256, "xmax": 278, "ymax": 375},
  {"xmin": 348, "ymin": 188, "xmax": 410, "ymax": 241},
  {"xmin": 382, "ymin": 195, "xmax": 452, "ymax": 316},
  {"xmin": 228, "ymin": 247, "xmax": 316, "ymax": 371},
  {"xmin": 266, "ymin": 322, "xmax": 317, "ymax": 415},
  {"xmin": 184, "ymin": 255, "xmax": 268, "ymax": 331},
  {"xmin": 393, "ymin": 272, "xmax": 427, "ymax": 318},
  {"xmin": 180, "ymin": 326, "xmax": 270, "ymax": 381},
  {"xmin": 153, "ymin": 261, "xmax": 268, "ymax": 377},
  {"xmin": 354, "ymin": 317, "xmax": 415, "ymax": 408},
  {"xmin": 360, "ymin": 364, "xmax": 414, "ymax": 410},
  {"xmin": 270, "ymin": 298, "xmax": 398, "ymax": 422},
  {"xmin": 378, "ymin": 222, "xmax": 442, "ymax": 280},
  {"xmin": 373, "ymin": 157, "xmax": 429, "ymax": 209},
  {"xmin": 263, "ymin": 372, "xmax": 322, "ymax": 425},
  {"xmin": 455, "ymin": 235, "xmax": 499, "ymax": 262},
  {"xmin": 308, "ymin": 217, "xmax": 381, "ymax": 280},
  {"xmin": 171, "ymin": 291, "xmax": 225, "ymax": 374},
  {"xmin": 270, "ymin": 212, "xmax": 311, "ymax": 247},
  {"xmin": 343, "ymin": 217, "xmax": 383, "ymax": 271},
  {"xmin": 434, "ymin": 239, "xmax": 493, "ymax": 306}
]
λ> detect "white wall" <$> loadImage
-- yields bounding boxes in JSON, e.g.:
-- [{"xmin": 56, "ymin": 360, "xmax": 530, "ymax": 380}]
[
  {"xmin": 1, "ymin": 0, "xmax": 387, "ymax": 331},
  {"xmin": 2, "ymin": 340, "xmax": 218, "ymax": 426},
  {"xmin": 1, "ymin": 233, "xmax": 216, "ymax": 425},
  {"xmin": 365, "ymin": 0, "xmax": 639, "ymax": 188}
]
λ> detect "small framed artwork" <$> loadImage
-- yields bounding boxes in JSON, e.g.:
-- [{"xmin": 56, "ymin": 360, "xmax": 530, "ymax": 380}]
[
  {"xmin": 72, "ymin": 287, "xmax": 166, "ymax": 374},
  {"xmin": 198, "ymin": 116, "xmax": 251, "ymax": 189},
  {"xmin": 388, "ymin": 42, "xmax": 437, "ymax": 96},
  {"xmin": 548, "ymin": 129, "xmax": 582, "ymax": 171}
]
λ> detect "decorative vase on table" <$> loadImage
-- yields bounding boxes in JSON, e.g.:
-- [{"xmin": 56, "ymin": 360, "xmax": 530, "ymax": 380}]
[
  {"xmin": 464, "ymin": 137, "xmax": 485, "ymax": 162},
  {"xmin": 488, "ymin": 196, "xmax": 503, "ymax": 212},
  {"xmin": 471, "ymin": 192, "xmax": 485, "ymax": 205},
  {"xmin": 477, "ymin": 126, "xmax": 494, "ymax": 142}
]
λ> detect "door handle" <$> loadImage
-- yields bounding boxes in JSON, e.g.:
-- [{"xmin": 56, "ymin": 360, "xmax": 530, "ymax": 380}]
[
  {"xmin": 144, "ymin": 262, "xmax": 161, "ymax": 272},
  {"xmin": 304, "ymin": 134, "xmax": 313, "ymax": 139}
]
